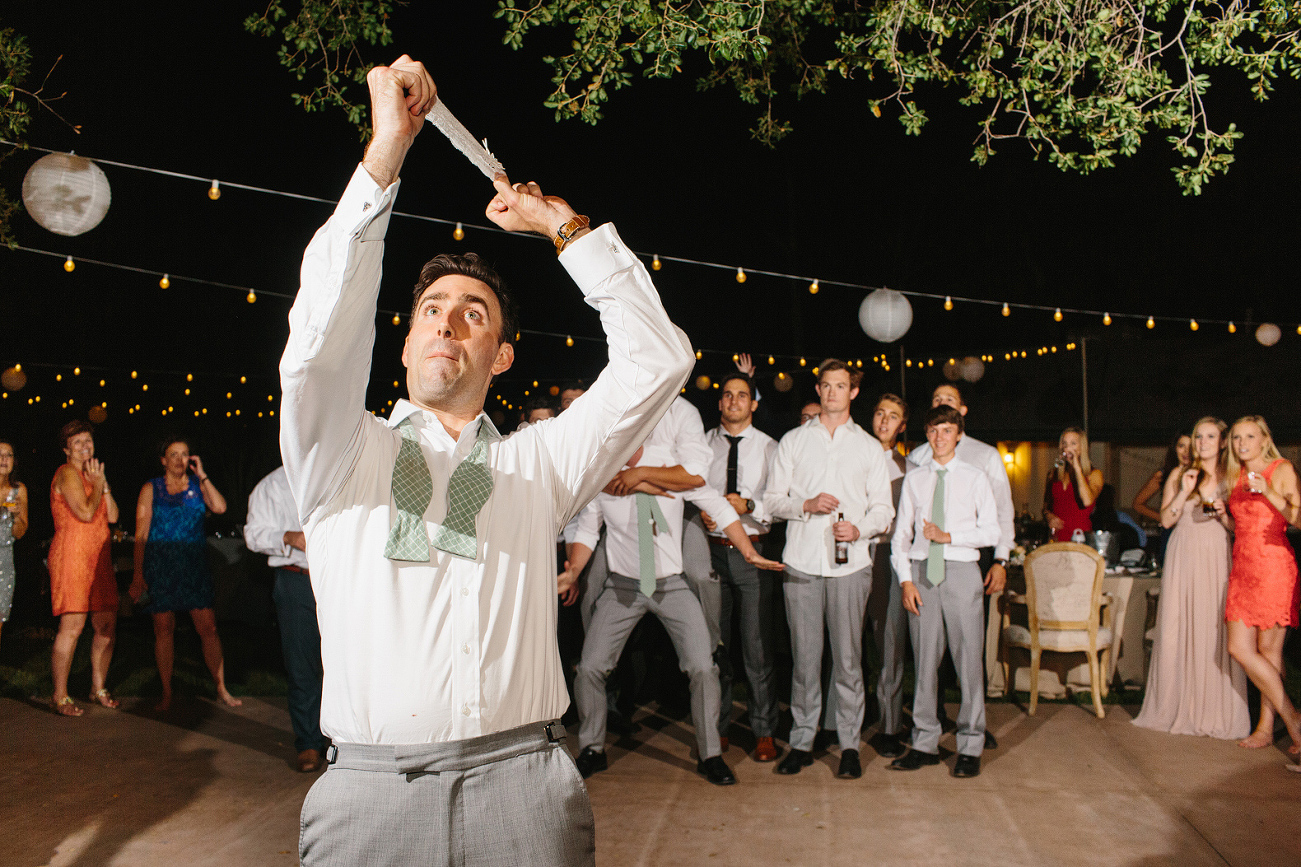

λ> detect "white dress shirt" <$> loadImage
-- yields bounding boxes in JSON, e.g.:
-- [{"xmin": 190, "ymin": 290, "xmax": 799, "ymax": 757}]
[
  {"xmin": 908, "ymin": 433, "xmax": 1014, "ymax": 560},
  {"xmin": 643, "ymin": 396, "xmax": 714, "ymax": 479},
  {"xmin": 764, "ymin": 417, "xmax": 895, "ymax": 576},
  {"xmin": 704, "ymin": 423, "xmax": 777, "ymax": 537},
  {"xmin": 243, "ymin": 467, "xmax": 308, "ymax": 570},
  {"xmin": 891, "ymin": 455, "xmax": 1001, "ymax": 583},
  {"xmin": 572, "ymin": 445, "xmax": 738, "ymax": 579},
  {"xmin": 279, "ymin": 164, "xmax": 694, "ymax": 745}
]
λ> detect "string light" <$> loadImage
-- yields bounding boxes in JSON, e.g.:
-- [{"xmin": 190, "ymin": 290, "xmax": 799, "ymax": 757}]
[
  {"xmin": 159, "ymin": 274, "xmax": 170, "ymax": 289},
  {"xmin": 565, "ymin": 335, "xmax": 574, "ymax": 347},
  {"xmin": 1189, "ymin": 319, "xmax": 1199, "ymax": 331},
  {"xmin": 809, "ymin": 279, "xmax": 819, "ymax": 295},
  {"xmin": 1228, "ymin": 322, "xmax": 1236, "ymax": 333},
  {"xmin": 208, "ymin": 179, "xmax": 221, "ymax": 200},
  {"xmin": 131, "ymin": 370, "xmax": 138, "ymax": 378},
  {"xmin": 74, "ymin": 367, "xmax": 80, "ymax": 375},
  {"xmin": 1147, "ymin": 315, "xmax": 1155, "ymax": 329},
  {"xmin": 99, "ymin": 379, "xmax": 105, "ymax": 386},
  {"xmin": 1053, "ymin": 308, "xmax": 1063, "ymax": 322},
  {"xmin": 64, "ymin": 255, "xmax": 75, "ymax": 272},
  {"xmin": 1103, "ymin": 312, "xmax": 1112, "ymax": 326},
  {"xmin": 240, "ymin": 376, "xmax": 247, "ymax": 384},
  {"xmin": 1001, "ymin": 303, "xmax": 1010, "ymax": 317},
  {"xmin": 652, "ymin": 254, "xmax": 661, "ymax": 271},
  {"xmin": 56, "ymin": 374, "xmax": 62, "ymax": 382},
  {"xmin": 392, "ymin": 313, "xmax": 401, "ymax": 326},
  {"xmin": 799, "ymin": 358, "xmax": 806, "ymax": 367},
  {"xmin": 768, "ymin": 356, "xmax": 775, "ymax": 365},
  {"xmin": 735, "ymin": 267, "xmax": 746, "ymax": 284},
  {"xmin": 695, "ymin": 350, "xmax": 703, "ymax": 360},
  {"xmin": 944, "ymin": 296, "xmax": 953, "ymax": 311},
  {"xmin": 186, "ymin": 373, "xmax": 193, "ymax": 381},
  {"xmin": 452, "ymin": 222, "xmax": 464, "ymax": 241},
  {"xmin": 247, "ymin": 289, "xmax": 257, "ymax": 303}
]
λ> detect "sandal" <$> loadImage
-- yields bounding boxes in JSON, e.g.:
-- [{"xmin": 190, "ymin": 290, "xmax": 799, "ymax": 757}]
[
  {"xmin": 89, "ymin": 688, "xmax": 119, "ymax": 709},
  {"xmin": 52, "ymin": 695, "xmax": 84, "ymax": 717}
]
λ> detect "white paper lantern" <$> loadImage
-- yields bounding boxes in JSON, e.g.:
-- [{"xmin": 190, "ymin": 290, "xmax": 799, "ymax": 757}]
[
  {"xmin": 22, "ymin": 154, "xmax": 112, "ymax": 236},
  {"xmin": 1255, "ymin": 323, "xmax": 1281, "ymax": 346},
  {"xmin": 960, "ymin": 356, "xmax": 985, "ymax": 382},
  {"xmin": 858, "ymin": 289, "xmax": 913, "ymax": 343}
]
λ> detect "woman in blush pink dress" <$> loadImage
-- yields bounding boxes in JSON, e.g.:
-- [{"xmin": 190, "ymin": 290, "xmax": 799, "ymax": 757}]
[
  {"xmin": 1224, "ymin": 416, "xmax": 1301, "ymax": 757},
  {"xmin": 1133, "ymin": 417, "xmax": 1248, "ymax": 739}
]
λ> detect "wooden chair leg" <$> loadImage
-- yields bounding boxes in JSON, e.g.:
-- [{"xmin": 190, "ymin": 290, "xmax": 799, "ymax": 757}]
[
  {"xmin": 1087, "ymin": 652, "xmax": 1105, "ymax": 719},
  {"xmin": 1099, "ymin": 646, "xmax": 1111, "ymax": 699},
  {"xmin": 1028, "ymin": 647, "xmax": 1041, "ymax": 716}
]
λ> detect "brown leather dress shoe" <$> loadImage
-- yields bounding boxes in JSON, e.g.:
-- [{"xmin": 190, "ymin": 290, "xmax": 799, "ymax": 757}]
[
  {"xmin": 297, "ymin": 749, "xmax": 322, "ymax": 773},
  {"xmin": 753, "ymin": 736, "xmax": 778, "ymax": 762}
]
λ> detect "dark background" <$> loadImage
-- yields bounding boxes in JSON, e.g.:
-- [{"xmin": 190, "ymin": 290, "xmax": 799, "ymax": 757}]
[{"xmin": 2, "ymin": 2, "xmax": 1299, "ymax": 541}]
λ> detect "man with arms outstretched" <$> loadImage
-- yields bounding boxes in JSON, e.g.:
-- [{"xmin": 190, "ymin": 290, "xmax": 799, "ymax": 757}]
[{"xmin": 281, "ymin": 56, "xmax": 694, "ymax": 866}]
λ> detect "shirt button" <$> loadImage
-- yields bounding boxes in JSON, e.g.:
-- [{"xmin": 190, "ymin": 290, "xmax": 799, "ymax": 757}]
[
  {"xmin": 461, "ymin": 587, "xmax": 469, "ymax": 597},
  {"xmin": 462, "ymin": 643, "xmax": 471, "ymax": 655},
  {"xmin": 461, "ymin": 704, "xmax": 470, "ymax": 716}
]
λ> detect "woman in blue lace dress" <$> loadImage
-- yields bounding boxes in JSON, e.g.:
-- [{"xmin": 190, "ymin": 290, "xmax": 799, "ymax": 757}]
[{"xmin": 129, "ymin": 437, "xmax": 241, "ymax": 711}]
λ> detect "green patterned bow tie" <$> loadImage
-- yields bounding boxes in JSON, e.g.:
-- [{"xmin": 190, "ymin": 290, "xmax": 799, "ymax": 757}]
[
  {"xmin": 430, "ymin": 422, "xmax": 494, "ymax": 559},
  {"xmin": 384, "ymin": 417, "xmax": 435, "ymax": 562}
]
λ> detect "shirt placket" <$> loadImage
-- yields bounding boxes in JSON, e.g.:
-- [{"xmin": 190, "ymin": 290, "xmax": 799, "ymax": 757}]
[{"xmin": 453, "ymin": 557, "xmax": 484, "ymax": 734}]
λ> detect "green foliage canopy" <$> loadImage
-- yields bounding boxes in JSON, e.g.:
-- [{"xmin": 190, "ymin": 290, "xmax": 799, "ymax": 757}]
[{"xmin": 0, "ymin": 23, "xmax": 33, "ymax": 247}]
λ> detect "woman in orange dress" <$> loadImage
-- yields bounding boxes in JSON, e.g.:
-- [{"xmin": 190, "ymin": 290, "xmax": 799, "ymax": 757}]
[
  {"xmin": 1224, "ymin": 415, "xmax": 1301, "ymax": 756},
  {"xmin": 47, "ymin": 420, "xmax": 121, "ymax": 716}
]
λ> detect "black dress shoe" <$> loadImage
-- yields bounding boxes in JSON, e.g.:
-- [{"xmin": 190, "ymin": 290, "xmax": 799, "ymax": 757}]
[
  {"xmin": 871, "ymin": 732, "xmax": 906, "ymax": 759},
  {"xmin": 888, "ymin": 749, "xmax": 940, "ymax": 771},
  {"xmin": 953, "ymin": 754, "xmax": 981, "ymax": 778},
  {"xmin": 776, "ymin": 748, "xmax": 814, "ymax": 775},
  {"xmin": 984, "ymin": 730, "xmax": 998, "ymax": 749},
  {"xmin": 575, "ymin": 747, "xmax": 607, "ymax": 778},
  {"xmin": 836, "ymin": 749, "xmax": 862, "ymax": 779},
  {"xmin": 697, "ymin": 755, "xmax": 737, "ymax": 785}
]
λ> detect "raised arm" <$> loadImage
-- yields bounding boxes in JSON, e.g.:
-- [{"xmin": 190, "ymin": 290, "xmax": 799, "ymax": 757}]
[
  {"xmin": 189, "ymin": 456, "xmax": 226, "ymax": 515},
  {"xmin": 57, "ymin": 462, "xmax": 108, "ymax": 524},
  {"xmin": 1131, "ymin": 469, "xmax": 1164, "ymax": 523}
]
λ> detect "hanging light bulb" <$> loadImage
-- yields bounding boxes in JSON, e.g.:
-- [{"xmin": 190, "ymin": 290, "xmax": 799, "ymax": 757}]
[
  {"xmin": 186, "ymin": 373, "xmax": 193, "ymax": 382},
  {"xmin": 944, "ymin": 296, "xmax": 953, "ymax": 311},
  {"xmin": 56, "ymin": 374, "xmax": 62, "ymax": 381},
  {"xmin": 695, "ymin": 349, "xmax": 703, "ymax": 360},
  {"xmin": 1001, "ymin": 302, "xmax": 1010, "ymax": 317},
  {"xmin": 809, "ymin": 279, "xmax": 819, "ymax": 295},
  {"xmin": 767, "ymin": 355, "xmax": 775, "ymax": 365},
  {"xmin": 159, "ymin": 273, "xmax": 170, "ymax": 289},
  {"xmin": 452, "ymin": 221, "xmax": 464, "ymax": 241},
  {"xmin": 799, "ymin": 357, "xmax": 807, "ymax": 367},
  {"xmin": 1228, "ymin": 321, "xmax": 1236, "ymax": 334},
  {"xmin": 247, "ymin": 289, "xmax": 257, "ymax": 303},
  {"xmin": 652, "ymin": 254, "xmax": 661, "ymax": 271},
  {"xmin": 1103, "ymin": 312, "xmax": 1112, "ymax": 326},
  {"xmin": 1189, "ymin": 319, "xmax": 1199, "ymax": 331},
  {"xmin": 565, "ymin": 335, "xmax": 574, "ymax": 347},
  {"xmin": 735, "ymin": 267, "xmax": 746, "ymax": 284},
  {"xmin": 240, "ymin": 375, "xmax": 247, "ymax": 384},
  {"xmin": 1146, "ymin": 315, "xmax": 1155, "ymax": 329},
  {"xmin": 392, "ymin": 313, "xmax": 401, "ymax": 326},
  {"xmin": 64, "ymin": 255, "xmax": 75, "ymax": 272},
  {"xmin": 1053, "ymin": 308, "xmax": 1063, "ymax": 322},
  {"xmin": 131, "ymin": 370, "xmax": 138, "ymax": 379},
  {"xmin": 208, "ymin": 179, "xmax": 221, "ymax": 200}
]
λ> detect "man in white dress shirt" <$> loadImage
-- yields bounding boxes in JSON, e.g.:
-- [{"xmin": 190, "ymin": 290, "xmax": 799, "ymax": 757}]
[
  {"xmin": 701, "ymin": 373, "xmax": 781, "ymax": 762},
  {"xmin": 906, "ymin": 383, "xmax": 1012, "ymax": 748},
  {"xmin": 889, "ymin": 405, "xmax": 1001, "ymax": 778},
  {"xmin": 243, "ymin": 466, "xmax": 326, "ymax": 773},
  {"xmin": 764, "ymin": 360, "xmax": 894, "ymax": 779},
  {"xmin": 281, "ymin": 56, "xmax": 694, "ymax": 866},
  {"xmin": 561, "ymin": 445, "xmax": 780, "ymax": 784}
]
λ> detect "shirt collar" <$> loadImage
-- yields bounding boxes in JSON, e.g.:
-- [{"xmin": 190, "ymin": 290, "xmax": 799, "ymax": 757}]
[
  {"xmin": 387, "ymin": 399, "xmax": 502, "ymax": 442},
  {"xmin": 715, "ymin": 424, "xmax": 754, "ymax": 439},
  {"xmin": 929, "ymin": 454, "xmax": 966, "ymax": 473}
]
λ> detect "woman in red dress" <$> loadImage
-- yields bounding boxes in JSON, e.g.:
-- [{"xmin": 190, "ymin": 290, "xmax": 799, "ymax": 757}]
[
  {"xmin": 1224, "ymin": 415, "xmax": 1301, "ymax": 756},
  {"xmin": 1043, "ymin": 427, "xmax": 1104, "ymax": 542}
]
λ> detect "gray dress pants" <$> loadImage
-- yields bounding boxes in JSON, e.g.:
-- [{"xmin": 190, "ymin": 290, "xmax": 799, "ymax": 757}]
[
  {"xmin": 783, "ymin": 565, "xmax": 872, "ymax": 752},
  {"xmin": 681, "ymin": 508, "xmax": 723, "ymax": 649},
  {"xmin": 714, "ymin": 544, "xmax": 777, "ymax": 738},
  {"xmin": 906, "ymin": 560, "xmax": 986, "ymax": 757},
  {"xmin": 300, "ymin": 722, "xmax": 594, "ymax": 866},
  {"xmin": 867, "ymin": 542, "xmax": 908, "ymax": 736},
  {"xmin": 575, "ymin": 573, "xmax": 722, "ymax": 759}
]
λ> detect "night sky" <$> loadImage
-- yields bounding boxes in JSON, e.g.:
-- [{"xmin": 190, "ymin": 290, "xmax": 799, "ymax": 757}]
[{"xmin": 3, "ymin": 3, "xmax": 1300, "ymax": 529}]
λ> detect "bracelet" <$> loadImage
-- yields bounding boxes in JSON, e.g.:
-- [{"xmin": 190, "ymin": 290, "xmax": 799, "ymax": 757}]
[
  {"xmin": 553, "ymin": 215, "xmax": 590, "ymax": 254},
  {"xmin": 199, "ymin": 476, "xmax": 209, "ymax": 483}
]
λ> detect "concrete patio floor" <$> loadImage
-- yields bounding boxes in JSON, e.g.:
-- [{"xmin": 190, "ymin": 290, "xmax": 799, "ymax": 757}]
[{"xmin": 4, "ymin": 695, "xmax": 1298, "ymax": 866}]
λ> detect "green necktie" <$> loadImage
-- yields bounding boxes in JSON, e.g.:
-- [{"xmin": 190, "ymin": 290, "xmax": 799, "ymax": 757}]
[
  {"xmin": 635, "ymin": 492, "xmax": 669, "ymax": 597},
  {"xmin": 430, "ymin": 422, "xmax": 495, "ymax": 559},
  {"xmin": 384, "ymin": 418, "xmax": 434, "ymax": 562},
  {"xmin": 927, "ymin": 468, "xmax": 948, "ymax": 586}
]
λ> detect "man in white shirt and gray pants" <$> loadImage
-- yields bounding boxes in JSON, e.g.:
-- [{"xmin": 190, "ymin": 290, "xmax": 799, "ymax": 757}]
[
  {"xmin": 764, "ymin": 360, "xmax": 894, "ymax": 779},
  {"xmin": 282, "ymin": 56, "xmax": 694, "ymax": 866}
]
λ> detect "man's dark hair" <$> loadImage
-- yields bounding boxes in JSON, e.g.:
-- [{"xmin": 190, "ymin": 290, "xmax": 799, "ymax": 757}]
[
  {"xmin": 58, "ymin": 420, "xmax": 93, "ymax": 451},
  {"xmin": 411, "ymin": 253, "xmax": 519, "ymax": 345},
  {"xmin": 875, "ymin": 392, "xmax": 909, "ymax": 422},
  {"xmin": 818, "ymin": 358, "xmax": 863, "ymax": 388},
  {"xmin": 521, "ymin": 395, "xmax": 557, "ymax": 420},
  {"xmin": 719, "ymin": 373, "xmax": 755, "ymax": 396},
  {"xmin": 157, "ymin": 435, "xmax": 191, "ymax": 459},
  {"xmin": 559, "ymin": 380, "xmax": 588, "ymax": 394},
  {"xmin": 934, "ymin": 383, "xmax": 964, "ymax": 405},
  {"xmin": 923, "ymin": 405, "xmax": 965, "ymax": 433}
]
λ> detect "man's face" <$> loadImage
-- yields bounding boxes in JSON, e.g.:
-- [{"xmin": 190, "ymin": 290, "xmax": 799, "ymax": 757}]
[
  {"xmin": 931, "ymin": 385, "xmax": 967, "ymax": 416},
  {"xmin": 402, "ymin": 275, "xmax": 514, "ymax": 411},
  {"xmin": 64, "ymin": 432, "xmax": 94, "ymax": 467},
  {"xmin": 559, "ymin": 388, "xmax": 585, "ymax": 411},
  {"xmin": 718, "ymin": 378, "xmax": 756, "ymax": 427},
  {"xmin": 926, "ymin": 422, "xmax": 961, "ymax": 461},
  {"xmin": 799, "ymin": 402, "xmax": 821, "ymax": 425},
  {"xmin": 525, "ymin": 408, "xmax": 554, "ymax": 425},
  {"xmin": 815, "ymin": 369, "xmax": 858, "ymax": 415},
  {"xmin": 872, "ymin": 399, "xmax": 906, "ymax": 447}
]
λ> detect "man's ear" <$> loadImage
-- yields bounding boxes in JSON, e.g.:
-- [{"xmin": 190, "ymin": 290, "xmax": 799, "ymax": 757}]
[
  {"xmin": 492, "ymin": 341, "xmax": 515, "ymax": 376},
  {"xmin": 959, "ymin": 405, "xmax": 968, "ymax": 416}
]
